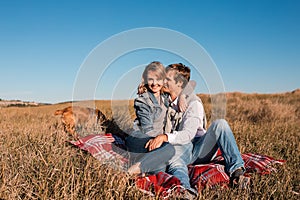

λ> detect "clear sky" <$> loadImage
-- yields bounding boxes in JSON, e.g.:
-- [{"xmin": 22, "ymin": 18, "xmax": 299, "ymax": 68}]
[{"xmin": 0, "ymin": 0, "xmax": 299, "ymax": 103}]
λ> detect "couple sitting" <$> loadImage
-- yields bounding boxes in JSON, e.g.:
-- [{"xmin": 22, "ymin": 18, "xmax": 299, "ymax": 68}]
[{"xmin": 125, "ymin": 61, "xmax": 246, "ymax": 196}]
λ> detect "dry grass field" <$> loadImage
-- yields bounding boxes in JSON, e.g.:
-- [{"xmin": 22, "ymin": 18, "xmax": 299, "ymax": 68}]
[{"xmin": 0, "ymin": 91, "xmax": 299, "ymax": 199}]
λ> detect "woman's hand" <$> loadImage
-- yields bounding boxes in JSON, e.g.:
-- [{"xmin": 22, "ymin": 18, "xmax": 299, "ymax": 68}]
[{"xmin": 145, "ymin": 134, "xmax": 168, "ymax": 151}]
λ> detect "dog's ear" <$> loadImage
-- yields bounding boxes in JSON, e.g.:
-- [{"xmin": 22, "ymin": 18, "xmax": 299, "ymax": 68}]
[
  {"xmin": 95, "ymin": 109, "xmax": 107, "ymax": 122},
  {"xmin": 94, "ymin": 109, "xmax": 99, "ymax": 118},
  {"xmin": 54, "ymin": 109, "xmax": 64, "ymax": 115}
]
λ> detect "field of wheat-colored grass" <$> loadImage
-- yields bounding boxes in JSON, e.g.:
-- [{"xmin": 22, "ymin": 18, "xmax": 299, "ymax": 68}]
[{"xmin": 0, "ymin": 91, "xmax": 299, "ymax": 199}]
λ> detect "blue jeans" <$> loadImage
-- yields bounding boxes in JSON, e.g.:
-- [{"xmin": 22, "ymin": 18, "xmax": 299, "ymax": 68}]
[
  {"xmin": 191, "ymin": 119, "xmax": 245, "ymax": 176},
  {"xmin": 167, "ymin": 143, "xmax": 193, "ymax": 189},
  {"xmin": 125, "ymin": 131, "xmax": 175, "ymax": 174}
]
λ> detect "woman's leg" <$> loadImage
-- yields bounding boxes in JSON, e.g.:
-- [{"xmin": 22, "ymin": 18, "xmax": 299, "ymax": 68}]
[
  {"xmin": 126, "ymin": 131, "xmax": 175, "ymax": 174},
  {"xmin": 125, "ymin": 131, "xmax": 152, "ymax": 165},
  {"xmin": 139, "ymin": 143, "xmax": 175, "ymax": 174}
]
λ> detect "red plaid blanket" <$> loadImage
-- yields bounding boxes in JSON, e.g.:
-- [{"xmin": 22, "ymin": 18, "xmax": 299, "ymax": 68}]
[
  {"xmin": 70, "ymin": 133, "xmax": 129, "ymax": 170},
  {"xmin": 70, "ymin": 134, "xmax": 285, "ymax": 198}
]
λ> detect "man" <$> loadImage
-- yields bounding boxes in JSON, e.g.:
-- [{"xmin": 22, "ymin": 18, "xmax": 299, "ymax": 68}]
[{"xmin": 145, "ymin": 63, "xmax": 247, "ymax": 192}]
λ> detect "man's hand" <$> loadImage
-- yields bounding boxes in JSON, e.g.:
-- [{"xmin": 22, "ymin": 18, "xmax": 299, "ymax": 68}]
[
  {"xmin": 178, "ymin": 94, "xmax": 187, "ymax": 112},
  {"xmin": 145, "ymin": 134, "xmax": 168, "ymax": 151}
]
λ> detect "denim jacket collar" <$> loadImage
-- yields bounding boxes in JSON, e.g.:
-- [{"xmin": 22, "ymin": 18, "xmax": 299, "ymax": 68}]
[{"xmin": 147, "ymin": 91, "xmax": 159, "ymax": 106}]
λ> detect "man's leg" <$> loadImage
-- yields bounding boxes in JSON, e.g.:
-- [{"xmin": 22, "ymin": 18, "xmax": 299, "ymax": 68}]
[
  {"xmin": 191, "ymin": 119, "xmax": 245, "ymax": 176},
  {"xmin": 167, "ymin": 143, "xmax": 193, "ymax": 190}
]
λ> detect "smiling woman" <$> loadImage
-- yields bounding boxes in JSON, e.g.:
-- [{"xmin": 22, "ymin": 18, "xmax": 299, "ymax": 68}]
[
  {"xmin": 133, "ymin": 61, "xmax": 169, "ymax": 137},
  {"xmin": 142, "ymin": 61, "xmax": 166, "ymax": 98},
  {"xmin": 125, "ymin": 61, "xmax": 175, "ymax": 175},
  {"xmin": 145, "ymin": 70, "xmax": 164, "ymax": 94}
]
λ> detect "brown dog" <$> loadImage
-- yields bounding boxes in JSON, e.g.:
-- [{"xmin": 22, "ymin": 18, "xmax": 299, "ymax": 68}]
[{"xmin": 54, "ymin": 106, "xmax": 107, "ymax": 139}]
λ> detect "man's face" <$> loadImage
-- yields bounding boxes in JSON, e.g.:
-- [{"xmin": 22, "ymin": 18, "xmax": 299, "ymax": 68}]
[{"xmin": 165, "ymin": 70, "xmax": 182, "ymax": 95}]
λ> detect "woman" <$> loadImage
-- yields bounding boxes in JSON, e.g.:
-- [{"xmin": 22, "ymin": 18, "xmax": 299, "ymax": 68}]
[
  {"xmin": 126, "ymin": 61, "xmax": 197, "ymax": 174},
  {"xmin": 126, "ymin": 61, "xmax": 175, "ymax": 174}
]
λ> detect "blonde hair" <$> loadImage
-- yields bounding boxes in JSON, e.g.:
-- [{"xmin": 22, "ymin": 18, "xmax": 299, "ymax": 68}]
[{"xmin": 137, "ymin": 61, "xmax": 166, "ymax": 94}]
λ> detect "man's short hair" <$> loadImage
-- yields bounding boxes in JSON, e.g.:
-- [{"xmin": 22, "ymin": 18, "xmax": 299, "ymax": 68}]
[{"xmin": 166, "ymin": 63, "xmax": 190, "ymax": 88}]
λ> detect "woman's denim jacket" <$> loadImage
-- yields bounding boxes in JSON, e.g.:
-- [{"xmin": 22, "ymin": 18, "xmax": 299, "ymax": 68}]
[{"xmin": 133, "ymin": 91, "xmax": 168, "ymax": 137}]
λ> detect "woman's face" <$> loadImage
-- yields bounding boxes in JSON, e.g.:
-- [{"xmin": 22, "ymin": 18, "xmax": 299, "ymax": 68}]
[{"xmin": 146, "ymin": 70, "xmax": 164, "ymax": 94}]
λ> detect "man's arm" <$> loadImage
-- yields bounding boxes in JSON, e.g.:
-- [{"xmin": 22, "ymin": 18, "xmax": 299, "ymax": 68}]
[
  {"xmin": 166, "ymin": 100, "xmax": 204, "ymax": 145},
  {"xmin": 178, "ymin": 80, "xmax": 196, "ymax": 112},
  {"xmin": 146, "ymin": 100, "xmax": 205, "ymax": 150}
]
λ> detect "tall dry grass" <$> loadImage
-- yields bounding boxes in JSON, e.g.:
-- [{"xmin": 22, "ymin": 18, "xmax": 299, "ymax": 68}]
[{"xmin": 0, "ymin": 92, "xmax": 299, "ymax": 199}]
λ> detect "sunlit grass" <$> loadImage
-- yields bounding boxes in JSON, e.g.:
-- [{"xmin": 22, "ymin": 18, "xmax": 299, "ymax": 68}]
[{"xmin": 0, "ymin": 92, "xmax": 299, "ymax": 199}]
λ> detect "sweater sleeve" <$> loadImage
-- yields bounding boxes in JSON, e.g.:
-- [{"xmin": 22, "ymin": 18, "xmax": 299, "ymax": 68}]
[{"xmin": 166, "ymin": 100, "xmax": 204, "ymax": 144}]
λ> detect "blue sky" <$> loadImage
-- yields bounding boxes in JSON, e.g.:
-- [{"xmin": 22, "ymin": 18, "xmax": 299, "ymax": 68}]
[{"xmin": 0, "ymin": 0, "xmax": 299, "ymax": 103}]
